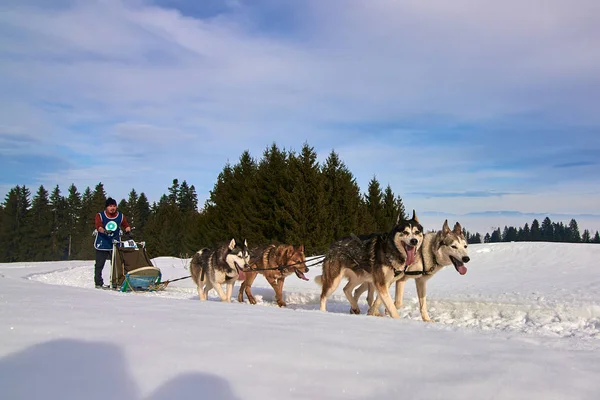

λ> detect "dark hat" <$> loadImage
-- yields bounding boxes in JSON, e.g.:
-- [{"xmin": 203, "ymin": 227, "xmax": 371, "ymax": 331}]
[{"xmin": 105, "ymin": 197, "xmax": 117, "ymax": 208}]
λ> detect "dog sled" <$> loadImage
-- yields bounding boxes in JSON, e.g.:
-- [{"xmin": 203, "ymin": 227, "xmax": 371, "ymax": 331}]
[{"xmin": 110, "ymin": 239, "xmax": 165, "ymax": 292}]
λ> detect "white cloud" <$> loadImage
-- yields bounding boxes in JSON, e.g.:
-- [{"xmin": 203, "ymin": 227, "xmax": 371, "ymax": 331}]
[{"xmin": 0, "ymin": 0, "xmax": 599, "ymax": 213}]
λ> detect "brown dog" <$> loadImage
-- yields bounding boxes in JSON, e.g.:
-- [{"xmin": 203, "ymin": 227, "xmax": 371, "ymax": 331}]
[{"xmin": 238, "ymin": 244, "xmax": 309, "ymax": 307}]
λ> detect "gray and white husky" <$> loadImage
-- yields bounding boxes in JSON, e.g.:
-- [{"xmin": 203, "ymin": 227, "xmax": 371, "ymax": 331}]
[
  {"xmin": 356, "ymin": 220, "xmax": 471, "ymax": 321},
  {"xmin": 315, "ymin": 211, "xmax": 424, "ymax": 319},
  {"xmin": 190, "ymin": 239, "xmax": 250, "ymax": 302}
]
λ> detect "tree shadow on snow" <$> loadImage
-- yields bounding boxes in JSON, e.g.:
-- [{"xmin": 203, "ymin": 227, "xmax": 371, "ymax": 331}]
[{"xmin": 0, "ymin": 339, "xmax": 240, "ymax": 400}]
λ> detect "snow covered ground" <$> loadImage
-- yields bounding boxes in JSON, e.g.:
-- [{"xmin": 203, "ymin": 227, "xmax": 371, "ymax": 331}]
[{"xmin": 1, "ymin": 242, "xmax": 599, "ymax": 399}]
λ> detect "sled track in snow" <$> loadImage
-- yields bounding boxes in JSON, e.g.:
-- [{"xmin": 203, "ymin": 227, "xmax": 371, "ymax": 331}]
[{"xmin": 28, "ymin": 265, "xmax": 600, "ymax": 346}]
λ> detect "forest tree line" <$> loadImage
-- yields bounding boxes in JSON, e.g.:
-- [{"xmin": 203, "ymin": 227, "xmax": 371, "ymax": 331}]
[{"xmin": 1, "ymin": 143, "xmax": 598, "ymax": 263}]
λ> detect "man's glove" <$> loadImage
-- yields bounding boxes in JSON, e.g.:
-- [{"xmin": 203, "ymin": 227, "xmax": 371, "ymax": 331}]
[{"xmin": 125, "ymin": 231, "xmax": 133, "ymax": 238}]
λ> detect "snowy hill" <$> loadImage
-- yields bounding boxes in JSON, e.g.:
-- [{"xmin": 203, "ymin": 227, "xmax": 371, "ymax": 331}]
[{"xmin": 1, "ymin": 242, "xmax": 599, "ymax": 399}]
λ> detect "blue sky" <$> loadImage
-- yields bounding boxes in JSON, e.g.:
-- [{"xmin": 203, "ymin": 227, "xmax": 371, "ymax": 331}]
[{"xmin": 1, "ymin": 0, "xmax": 599, "ymax": 216}]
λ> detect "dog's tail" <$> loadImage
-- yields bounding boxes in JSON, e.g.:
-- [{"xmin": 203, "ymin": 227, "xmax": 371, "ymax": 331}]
[
  {"xmin": 314, "ymin": 275, "xmax": 323, "ymax": 286},
  {"xmin": 191, "ymin": 250, "xmax": 204, "ymax": 265}
]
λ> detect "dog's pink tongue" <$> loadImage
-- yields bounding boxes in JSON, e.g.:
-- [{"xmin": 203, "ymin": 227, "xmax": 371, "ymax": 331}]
[
  {"xmin": 406, "ymin": 247, "xmax": 415, "ymax": 266},
  {"xmin": 236, "ymin": 265, "xmax": 246, "ymax": 281},
  {"xmin": 295, "ymin": 269, "xmax": 309, "ymax": 281},
  {"xmin": 457, "ymin": 265, "xmax": 467, "ymax": 275}
]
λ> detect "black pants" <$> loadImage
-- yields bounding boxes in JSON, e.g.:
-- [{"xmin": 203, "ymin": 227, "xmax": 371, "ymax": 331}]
[{"xmin": 94, "ymin": 250, "xmax": 112, "ymax": 286}]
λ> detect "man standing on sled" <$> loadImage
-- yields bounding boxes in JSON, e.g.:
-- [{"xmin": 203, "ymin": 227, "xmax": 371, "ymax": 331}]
[{"xmin": 93, "ymin": 197, "xmax": 132, "ymax": 288}]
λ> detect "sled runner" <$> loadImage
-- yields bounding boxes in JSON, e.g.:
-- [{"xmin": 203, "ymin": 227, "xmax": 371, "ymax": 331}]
[{"xmin": 110, "ymin": 240, "xmax": 164, "ymax": 292}]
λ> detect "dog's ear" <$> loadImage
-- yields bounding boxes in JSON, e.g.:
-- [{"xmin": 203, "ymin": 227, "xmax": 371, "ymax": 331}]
[
  {"xmin": 298, "ymin": 244, "xmax": 304, "ymax": 253},
  {"xmin": 412, "ymin": 209, "xmax": 419, "ymax": 223},
  {"xmin": 453, "ymin": 222, "xmax": 463, "ymax": 235},
  {"xmin": 442, "ymin": 220, "xmax": 450, "ymax": 234},
  {"xmin": 285, "ymin": 245, "xmax": 295, "ymax": 262},
  {"xmin": 228, "ymin": 238, "xmax": 236, "ymax": 251},
  {"xmin": 244, "ymin": 239, "xmax": 248, "ymax": 248}
]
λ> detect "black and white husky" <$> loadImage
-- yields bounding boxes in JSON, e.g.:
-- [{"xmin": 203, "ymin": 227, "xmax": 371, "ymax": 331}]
[
  {"xmin": 315, "ymin": 211, "xmax": 424, "ymax": 319},
  {"xmin": 190, "ymin": 239, "xmax": 250, "ymax": 302},
  {"xmin": 356, "ymin": 220, "xmax": 471, "ymax": 321}
]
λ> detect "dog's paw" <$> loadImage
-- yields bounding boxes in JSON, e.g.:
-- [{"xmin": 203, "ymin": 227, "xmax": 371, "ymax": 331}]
[
  {"xmin": 248, "ymin": 296, "xmax": 257, "ymax": 305},
  {"xmin": 277, "ymin": 301, "xmax": 287, "ymax": 307},
  {"xmin": 350, "ymin": 307, "xmax": 360, "ymax": 315}
]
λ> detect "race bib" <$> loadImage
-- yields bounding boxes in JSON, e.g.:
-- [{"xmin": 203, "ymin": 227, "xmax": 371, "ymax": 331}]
[{"xmin": 105, "ymin": 221, "xmax": 118, "ymax": 231}]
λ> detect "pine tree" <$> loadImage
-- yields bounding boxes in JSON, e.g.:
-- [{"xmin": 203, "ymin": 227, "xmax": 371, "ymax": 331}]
[
  {"xmin": 522, "ymin": 223, "xmax": 531, "ymax": 241},
  {"xmin": 168, "ymin": 179, "xmax": 179, "ymax": 205},
  {"xmin": 177, "ymin": 180, "xmax": 198, "ymax": 214},
  {"xmin": 145, "ymin": 201, "xmax": 183, "ymax": 257},
  {"xmin": 322, "ymin": 150, "xmax": 363, "ymax": 240},
  {"xmin": 0, "ymin": 186, "xmax": 31, "ymax": 262},
  {"xmin": 484, "ymin": 232, "xmax": 491, "ymax": 243},
  {"xmin": 203, "ymin": 163, "xmax": 236, "ymax": 244},
  {"xmin": 29, "ymin": 186, "xmax": 54, "ymax": 261},
  {"xmin": 581, "ymin": 229, "xmax": 591, "ymax": 243},
  {"xmin": 381, "ymin": 185, "xmax": 407, "ymax": 230},
  {"xmin": 471, "ymin": 232, "xmax": 482, "ymax": 244},
  {"xmin": 541, "ymin": 217, "xmax": 553, "ymax": 241},
  {"xmin": 530, "ymin": 219, "xmax": 541, "ymax": 241},
  {"xmin": 50, "ymin": 185, "xmax": 69, "ymax": 260},
  {"xmin": 593, "ymin": 231, "xmax": 600, "ymax": 244},
  {"xmin": 135, "ymin": 193, "xmax": 151, "ymax": 239},
  {"xmin": 364, "ymin": 176, "xmax": 385, "ymax": 232},
  {"xmin": 91, "ymin": 182, "xmax": 107, "ymax": 213},
  {"xmin": 66, "ymin": 184, "xmax": 82, "ymax": 258},
  {"xmin": 125, "ymin": 189, "xmax": 139, "ymax": 229},
  {"xmin": 490, "ymin": 228, "xmax": 502, "ymax": 243},
  {"xmin": 504, "ymin": 226, "xmax": 518, "ymax": 242},
  {"xmin": 567, "ymin": 219, "xmax": 581, "ymax": 243},
  {"xmin": 282, "ymin": 143, "xmax": 328, "ymax": 254},
  {"xmin": 255, "ymin": 143, "xmax": 292, "ymax": 242},
  {"xmin": 75, "ymin": 187, "xmax": 95, "ymax": 260}
]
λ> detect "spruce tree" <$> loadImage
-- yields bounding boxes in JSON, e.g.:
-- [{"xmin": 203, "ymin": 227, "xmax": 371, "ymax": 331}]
[
  {"xmin": 134, "ymin": 193, "xmax": 151, "ymax": 239},
  {"xmin": 567, "ymin": 219, "xmax": 581, "ymax": 243},
  {"xmin": 541, "ymin": 217, "xmax": 553, "ymax": 241},
  {"xmin": 582, "ymin": 229, "xmax": 591, "ymax": 243},
  {"xmin": 490, "ymin": 228, "xmax": 502, "ymax": 243},
  {"xmin": 76, "ymin": 187, "xmax": 95, "ymax": 260},
  {"xmin": 168, "ymin": 179, "xmax": 179, "ymax": 205},
  {"xmin": 203, "ymin": 163, "xmax": 236, "ymax": 244},
  {"xmin": 50, "ymin": 185, "xmax": 69, "ymax": 260},
  {"xmin": 29, "ymin": 186, "xmax": 54, "ymax": 261},
  {"xmin": 66, "ymin": 184, "xmax": 82, "ymax": 258},
  {"xmin": 0, "ymin": 186, "xmax": 30, "ymax": 262},
  {"xmin": 593, "ymin": 231, "xmax": 600, "ymax": 244},
  {"xmin": 322, "ymin": 150, "xmax": 363, "ymax": 240},
  {"xmin": 530, "ymin": 219, "xmax": 541, "ymax": 241},
  {"xmin": 522, "ymin": 223, "xmax": 531, "ymax": 241},
  {"xmin": 282, "ymin": 143, "xmax": 327, "ymax": 254},
  {"xmin": 382, "ymin": 185, "xmax": 406, "ymax": 230},
  {"xmin": 364, "ymin": 176, "xmax": 385, "ymax": 232},
  {"xmin": 125, "ymin": 189, "xmax": 139, "ymax": 229},
  {"xmin": 255, "ymin": 143, "xmax": 292, "ymax": 243},
  {"xmin": 177, "ymin": 180, "xmax": 198, "ymax": 214}
]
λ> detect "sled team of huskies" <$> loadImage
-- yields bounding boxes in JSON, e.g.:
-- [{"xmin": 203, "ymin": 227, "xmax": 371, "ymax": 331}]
[{"xmin": 189, "ymin": 211, "xmax": 471, "ymax": 322}]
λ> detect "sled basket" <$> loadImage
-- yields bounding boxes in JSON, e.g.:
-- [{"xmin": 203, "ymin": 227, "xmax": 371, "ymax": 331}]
[{"xmin": 120, "ymin": 266, "xmax": 163, "ymax": 292}]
